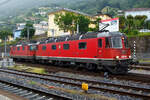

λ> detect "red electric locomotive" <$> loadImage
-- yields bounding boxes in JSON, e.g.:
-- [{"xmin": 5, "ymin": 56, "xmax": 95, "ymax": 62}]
[{"xmin": 10, "ymin": 31, "xmax": 132, "ymax": 74}]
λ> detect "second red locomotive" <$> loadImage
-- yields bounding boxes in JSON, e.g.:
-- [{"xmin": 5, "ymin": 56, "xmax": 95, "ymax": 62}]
[{"xmin": 10, "ymin": 31, "xmax": 132, "ymax": 74}]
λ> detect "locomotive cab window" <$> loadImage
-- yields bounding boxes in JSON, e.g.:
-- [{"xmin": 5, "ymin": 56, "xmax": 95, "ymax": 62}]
[
  {"xmin": 98, "ymin": 39, "xmax": 102, "ymax": 48},
  {"xmin": 52, "ymin": 45, "xmax": 56, "ymax": 50},
  {"xmin": 105, "ymin": 37, "xmax": 111, "ymax": 48},
  {"xmin": 63, "ymin": 44, "xmax": 70, "ymax": 50},
  {"xmin": 42, "ymin": 45, "xmax": 46, "ymax": 50},
  {"xmin": 79, "ymin": 42, "xmax": 87, "ymax": 49},
  {"xmin": 123, "ymin": 37, "xmax": 129, "ymax": 48}
]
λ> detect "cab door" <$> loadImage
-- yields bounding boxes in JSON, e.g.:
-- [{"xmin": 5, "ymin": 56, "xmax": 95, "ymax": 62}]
[{"xmin": 97, "ymin": 38, "xmax": 103, "ymax": 58}]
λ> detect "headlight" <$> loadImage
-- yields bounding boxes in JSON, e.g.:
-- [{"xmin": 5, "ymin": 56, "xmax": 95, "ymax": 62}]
[
  {"xmin": 116, "ymin": 56, "xmax": 119, "ymax": 59},
  {"xmin": 129, "ymin": 55, "xmax": 131, "ymax": 58}
]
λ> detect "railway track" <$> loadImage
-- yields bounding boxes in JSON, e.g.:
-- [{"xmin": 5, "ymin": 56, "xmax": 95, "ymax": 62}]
[
  {"xmin": 0, "ymin": 79, "xmax": 72, "ymax": 100},
  {"xmin": 131, "ymin": 65, "xmax": 150, "ymax": 70},
  {"xmin": 0, "ymin": 68, "xmax": 150, "ymax": 100},
  {"xmin": 16, "ymin": 62, "xmax": 150, "ymax": 83}
]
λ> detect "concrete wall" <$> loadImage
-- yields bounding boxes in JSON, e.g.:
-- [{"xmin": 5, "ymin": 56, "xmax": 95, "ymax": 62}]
[{"xmin": 128, "ymin": 36, "xmax": 150, "ymax": 59}]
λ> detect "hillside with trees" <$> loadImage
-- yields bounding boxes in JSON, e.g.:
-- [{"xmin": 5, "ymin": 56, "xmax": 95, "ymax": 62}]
[{"xmin": 1, "ymin": 0, "xmax": 150, "ymax": 20}]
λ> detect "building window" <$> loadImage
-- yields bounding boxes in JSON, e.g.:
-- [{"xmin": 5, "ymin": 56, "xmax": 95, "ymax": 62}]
[
  {"xmin": 42, "ymin": 45, "xmax": 46, "ymax": 50},
  {"xmin": 52, "ymin": 45, "xmax": 56, "ymax": 50},
  {"xmin": 63, "ymin": 44, "xmax": 70, "ymax": 50},
  {"xmin": 51, "ymin": 29, "xmax": 55, "ymax": 36},
  {"xmin": 79, "ymin": 42, "xmax": 87, "ymax": 49},
  {"xmin": 98, "ymin": 39, "xmax": 102, "ymax": 48}
]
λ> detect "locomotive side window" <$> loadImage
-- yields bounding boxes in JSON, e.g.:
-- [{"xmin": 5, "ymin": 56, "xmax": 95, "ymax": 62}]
[
  {"xmin": 63, "ymin": 44, "xmax": 70, "ymax": 50},
  {"xmin": 29, "ymin": 45, "xmax": 37, "ymax": 51},
  {"xmin": 79, "ymin": 42, "xmax": 87, "ymax": 49},
  {"xmin": 17, "ymin": 47, "xmax": 20, "ymax": 51},
  {"xmin": 13, "ymin": 47, "xmax": 15, "ymax": 50},
  {"xmin": 98, "ymin": 39, "xmax": 102, "ymax": 48},
  {"xmin": 52, "ymin": 45, "xmax": 56, "ymax": 50},
  {"xmin": 22, "ymin": 46, "xmax": 25, "ymax": 51},
  {"xmin": 42, "ymin": 45, "xmax": 46, "ymax": 50}
]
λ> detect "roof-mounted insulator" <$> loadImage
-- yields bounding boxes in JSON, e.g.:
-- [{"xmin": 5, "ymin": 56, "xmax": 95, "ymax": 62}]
[
  {"xmin": 55, "ymin": 39, "xmax": 57, "ymax": 42},
  {"xmin": 16, "ymin": 45, "xmax": 21, "ymax": 47},
  {"xmin": 79, "ymin": 35, "xmax": 83, "ymax": 40},
  {"xmin": 65, "ymin": 37, "xmax": 68, "ymax": 41}
]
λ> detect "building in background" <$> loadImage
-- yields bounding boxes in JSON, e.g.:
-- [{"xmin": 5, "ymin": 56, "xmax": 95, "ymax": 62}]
[
  {"xmin": 34, "ymin": 21, "xmax": 48, "ymax": 36},
  {"xmin": 48, "ymin": 8, "xmax": 111, "ymax": 37},
  {"xmin": 13, "ymin": 23, "xmax": 26, "ymax": 39},
  {"xmin": 94, "ymin": 12, "xmax": 112, "ymax": 20},
  {"xmin": 13, "ymin": 30, "xmax": 21, "ymax": 39},
  {"xmin": 125, "ymin": 8, "xmax": 150, "ymax": 20}
]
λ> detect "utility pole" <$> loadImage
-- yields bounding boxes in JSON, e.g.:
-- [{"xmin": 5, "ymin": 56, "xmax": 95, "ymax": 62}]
[
  {"xmin": 4, "ymin": 37, "xmax": 7, "ymax": 57},
  {"xmin": 77, "ymin": 23, "xmax": 79, "ymax": 34},
  {"xmin": 27, "ymin": 27, "xmax": 29, "ymax": 41}
]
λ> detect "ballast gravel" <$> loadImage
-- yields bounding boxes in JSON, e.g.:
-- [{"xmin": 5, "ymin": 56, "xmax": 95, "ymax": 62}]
[{"xmin": 0, "ymin": 71, "xmax": 145, "ymax": 100}]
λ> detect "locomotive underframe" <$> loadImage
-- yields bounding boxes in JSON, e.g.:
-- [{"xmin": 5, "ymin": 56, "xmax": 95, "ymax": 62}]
[{"xmin": 11, "ymin": 55, "xmax": 132, "ymax": 74}]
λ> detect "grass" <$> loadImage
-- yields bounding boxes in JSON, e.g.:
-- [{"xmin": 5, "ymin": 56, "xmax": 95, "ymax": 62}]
[
  {"xmin": 8, "ymin": 65, "xmax": 47, "ymax": 74},
  {"xmin": 139, "ymin": 59, "xmax": 150, "ymax": 63},
  {"xmin": 127, "ymin": 32, "xmax": 150, "ymax": 37}
]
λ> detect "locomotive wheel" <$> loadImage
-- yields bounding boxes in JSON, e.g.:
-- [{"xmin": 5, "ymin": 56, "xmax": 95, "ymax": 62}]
[
  {"xmin": 105, "ymin": 65, "xmax": 128, "ymax": 74},
  {"xmin": 86, "ymin": 63, "xmax": 97, "ymax": 71}
]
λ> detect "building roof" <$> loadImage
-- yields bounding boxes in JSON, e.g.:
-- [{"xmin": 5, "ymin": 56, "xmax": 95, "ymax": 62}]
[
  {"xmin": 126, "ymin": 8, "xmax": 150, "ymax": 12},
  {"xmin": 48, "ymin": 8, "xmax": 92, "ymax": 17}
]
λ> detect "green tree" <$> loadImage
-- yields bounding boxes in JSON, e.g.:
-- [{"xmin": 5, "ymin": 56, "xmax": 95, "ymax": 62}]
[
  {"xmin": 54, "ymin": 12, "xmax": 90, "ymax": 34},
  {"xmin": 21, "ymin": 22, "xmax": 35, "ymax": 39},
  {"xmin": 76, "ymin": 15, "xmax": 90, "ymax": 34},
  {"xmin": 54, "ymin": 12, "xmax": 76, "ymax": 34},
  {"xmin": 119, "ymin": 16, "xmax": 126, "ymax": 31},
  {"xmin": 134, "ymin": 15, "xmax": 147, "ymax": 29},
  {"xmin": 0, "ymin": 30, "xmax": 13, "ymax": 41},
  {"xmin": 126, "ymin": 15, "xmax": 134, "ymax": 30}
]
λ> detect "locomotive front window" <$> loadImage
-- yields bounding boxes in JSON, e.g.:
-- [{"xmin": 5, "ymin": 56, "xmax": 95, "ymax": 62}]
[{"xmin": 111, "ymin": 37, "xmax": 122, "ymax": 48}]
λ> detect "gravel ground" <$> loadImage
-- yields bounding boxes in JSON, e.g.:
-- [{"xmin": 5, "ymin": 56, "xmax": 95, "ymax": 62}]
[
  {"xmin": 0, "ymin": 72, "xmax": 146, "ymax": 100},
  {"xmin": 0, "ymin": 95, "xmax": 13, "ymax": 100},
  {"xmin": 0, "ymin": 89, "xmax": 27, "ymax": 100},
  {"xmin": 129, "ymin": 69, "xmax": 150, "ymax": 75},
  {"xmin": 53, "ymin": 72, "xmax": 150, "ymax": 89}
]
